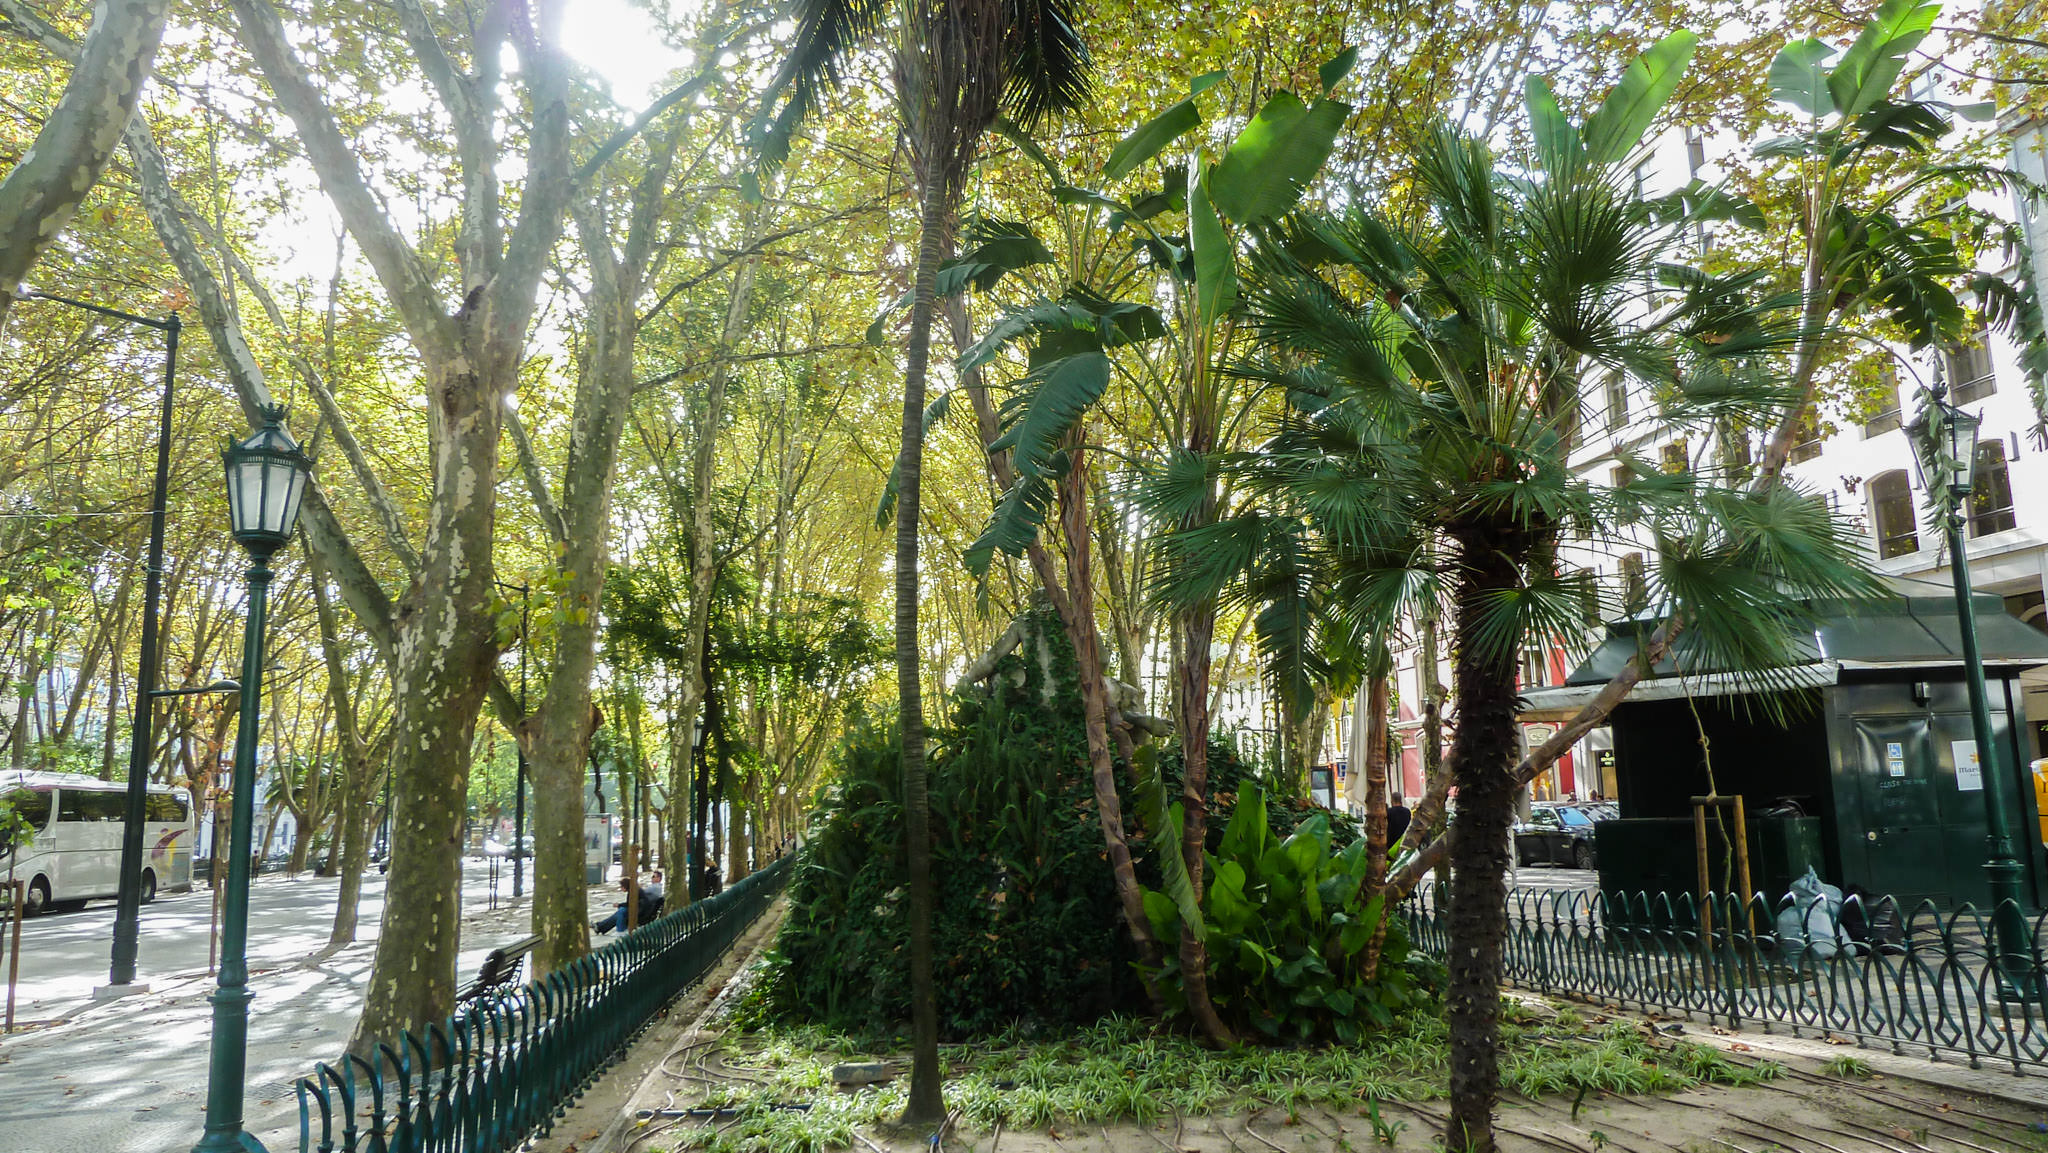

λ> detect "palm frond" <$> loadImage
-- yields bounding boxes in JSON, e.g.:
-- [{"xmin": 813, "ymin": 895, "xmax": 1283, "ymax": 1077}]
[{"xmin": 1000, "ymin": 0, "xmax": 1090, "ymax": 126}]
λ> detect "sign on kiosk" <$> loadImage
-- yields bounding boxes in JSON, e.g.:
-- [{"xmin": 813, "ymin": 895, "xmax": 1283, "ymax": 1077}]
[{"xmin": 584, "ymin": 815, "xmax": 614, "ymax": 883}]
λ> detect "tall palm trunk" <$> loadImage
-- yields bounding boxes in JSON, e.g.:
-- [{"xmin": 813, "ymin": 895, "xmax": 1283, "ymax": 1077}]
[
  {"xmin": 895, "ymin": 149, "xmax": 948, "ymax": 1129},
  {"xmin": 1058, "ymin": 434, "xmax": 1158, "ymax": 964},
  {"xmin": 1443, "ymin": 521, "xmax": 1525, "ymax": 1153},
  {"xmin": 1173, "ymin": 604, "xmax": 1234, "ymax": 1046}
]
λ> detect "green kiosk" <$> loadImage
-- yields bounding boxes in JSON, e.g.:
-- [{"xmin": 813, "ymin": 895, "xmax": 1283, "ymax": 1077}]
[{"xmin": 1521, "ymin": 597, "xmax": 2048, "ymax": 909}]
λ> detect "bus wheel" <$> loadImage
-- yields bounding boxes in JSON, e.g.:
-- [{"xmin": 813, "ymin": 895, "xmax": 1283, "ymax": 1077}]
[
  {"xmin": 24, "ymin": 876, "xmax": 51, "ymax": 916},
  {"xmin": 139, "ymin": 870, "xmax": 157, "ymax": 904}
]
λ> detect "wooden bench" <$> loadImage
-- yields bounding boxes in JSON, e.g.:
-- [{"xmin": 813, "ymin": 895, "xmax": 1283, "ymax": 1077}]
[{"xmin": 456, "ymin": 934, "xmax": 540, "ymax": 1005}]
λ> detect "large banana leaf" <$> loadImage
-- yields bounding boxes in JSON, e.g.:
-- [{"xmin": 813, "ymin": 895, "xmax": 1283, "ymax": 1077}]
[
  {"xmin": 1103, "ymin": 70, "xmax": 1223, "ymax": 182},
  {"xmin": 1523, "ymin": 76, "xmax": 1580, "ymax": 176},
  {"xmin": 1826, "ymin": 0, "xmax": 1940, "ymax": 121},
  {"xmin": 1581, "ymin": 31, "xmax": 1697, "ymax": 167},
  {"xmin": 1208, "ymin": 91, "xmax": 1351, "ymax": 225},
  {"xmin": 1768, "ymin": 38, "xmax": 1835, "ymax": 117},
  {"xmin": 1190, "ymin": 169, "xmax": 1237, "ymax": 328}
]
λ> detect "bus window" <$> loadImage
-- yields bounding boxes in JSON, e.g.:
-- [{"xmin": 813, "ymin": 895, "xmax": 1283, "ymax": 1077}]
[
  {"xmin": 59, "ymin": 790, "xmax": 123, "ymax": 822},
  {"xmin": 4, "ymin": 788, "xmax": 51, "ymax": 842},
  {"xmin": 146, "ymin": 793, "xmax": 190, "ymax": 822}
]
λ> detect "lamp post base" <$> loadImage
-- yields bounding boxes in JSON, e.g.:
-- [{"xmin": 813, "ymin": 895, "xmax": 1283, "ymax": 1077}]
[{"xmin": 191, "ymin": 1128, "xmax": 269, "ymax": 1153}]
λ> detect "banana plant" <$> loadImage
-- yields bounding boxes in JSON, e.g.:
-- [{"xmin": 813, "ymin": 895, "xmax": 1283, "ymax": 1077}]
[{"xmin": 955, "ymin": 49, "xmax": 1359, "ymax": 1045}]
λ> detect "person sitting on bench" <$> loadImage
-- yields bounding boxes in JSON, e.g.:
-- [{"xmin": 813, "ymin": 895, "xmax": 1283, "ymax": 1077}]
[{"xmin": 592, "ymin": 875, "xmax": 661, "ymax": 934}]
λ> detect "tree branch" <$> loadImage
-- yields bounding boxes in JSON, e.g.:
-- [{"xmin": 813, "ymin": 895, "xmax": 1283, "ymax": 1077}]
[
  {"xmin": 224, "ymin": 0, "xmax": 457, "ymax": 361},
  {"xmin": 505, "ymin": 408, "xmax": 567, "ymax": 546}
]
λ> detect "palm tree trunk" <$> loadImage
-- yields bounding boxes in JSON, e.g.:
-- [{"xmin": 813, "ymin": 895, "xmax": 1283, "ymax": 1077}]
[
  {"xmin": 895, "ymin": 150, "xmax": 947, "ymax": 1129},
  {"xmin": 1059, "ymin": 435, "xmax": 1161, "ymax": 965},
  {"xmin": 1174, "ymin": 605, "xmax": 1235, "ymax": 1046},
  {"xmin": 1443, "ymin": 523, "xmax": 1525, "ymax": 1153}
]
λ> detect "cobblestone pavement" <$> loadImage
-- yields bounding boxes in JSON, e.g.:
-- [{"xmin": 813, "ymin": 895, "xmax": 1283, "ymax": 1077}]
[{"xmin": 0, "ymin": 863, "xmax": 606, "ymax": 1153}]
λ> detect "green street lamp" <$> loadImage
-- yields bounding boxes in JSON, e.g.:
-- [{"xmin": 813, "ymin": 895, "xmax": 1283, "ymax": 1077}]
[
  {"xmin": 194, "ymin": 406, "xmax": 312, "ymax": 1153},
  {"xmin": 1905, "ymin": 372, "xmax": 2038, "ymax": 1000}
]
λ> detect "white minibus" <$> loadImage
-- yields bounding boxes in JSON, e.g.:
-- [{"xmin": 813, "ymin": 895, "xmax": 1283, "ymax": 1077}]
[{"xmin": 1, "ymin": 770, "xmax": 197, "ymax": 914}]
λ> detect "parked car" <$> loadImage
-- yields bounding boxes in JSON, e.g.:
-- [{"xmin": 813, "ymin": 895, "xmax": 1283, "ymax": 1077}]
[{"xmin": 1514, "ymin": 802, "xmax": 1603, "ymax": 869}]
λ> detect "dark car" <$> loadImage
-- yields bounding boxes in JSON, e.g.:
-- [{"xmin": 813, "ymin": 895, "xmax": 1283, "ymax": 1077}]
[{"xmin": 1514, "ymin": 803, "xmax": 1601, "ymax": 869}]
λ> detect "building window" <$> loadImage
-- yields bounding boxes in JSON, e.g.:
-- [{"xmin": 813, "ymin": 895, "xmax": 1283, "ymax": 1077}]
[
  {"xmin": 1861, "ymin": 372, "xmax": 1903, "ymax": 438},
  {"xmin": 1948, "ymin": 336, "xmax": 1996, "ymax": 404},
  {"xmin": 1605, "ymin": 373, "xmax": 1629, "ymax": 431},
  {"xmin": 1610, "ymin": 462, "xmax": 1634, "ymax": 490},
  {"xmin": 1869, "ymin": 470, "xmax": 1919, "ymax": 559},
  {"xmin": 1969, "ymin": 439, "xmax": 2018, "ymax": 537},
  {"xmin": 1790, "ymin": 407, "xmax": 1824, "ymax": 464},
  {"xmin": 1686, "ymin": 134, "xmax": 1707, "ymax": 177},
  {"xmin": 1619, "ymin": 552, "xmax": 1647, "ymax": 613},
  {"xmin": 1660, "ymin": 439, "xmax": 1688, "ymax": 473}
]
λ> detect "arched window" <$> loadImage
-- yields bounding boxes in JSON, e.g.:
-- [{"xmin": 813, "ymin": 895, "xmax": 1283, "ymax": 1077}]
[{"xmin": 1869, "ymin": 470, "xmax": 1918, "ymax": 559}]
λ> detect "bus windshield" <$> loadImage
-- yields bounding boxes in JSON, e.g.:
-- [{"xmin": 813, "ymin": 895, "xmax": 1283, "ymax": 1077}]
[{"xmin": 2, "ymin": 788, "xmax": 51, "ymax": 849}]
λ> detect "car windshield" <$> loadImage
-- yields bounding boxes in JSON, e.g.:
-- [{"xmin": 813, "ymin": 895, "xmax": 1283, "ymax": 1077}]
[{"xmin": 1558, "ymin": 807, "xmax": 1593, "ymax": 827}]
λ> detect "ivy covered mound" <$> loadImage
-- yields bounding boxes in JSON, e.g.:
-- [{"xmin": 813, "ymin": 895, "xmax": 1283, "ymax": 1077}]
[{"xmin": 757, "ymin": 609, "xmax": 1147, "ymax": 1037}]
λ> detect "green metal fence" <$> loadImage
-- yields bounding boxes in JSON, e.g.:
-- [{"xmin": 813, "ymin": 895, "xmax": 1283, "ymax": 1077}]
[
  {"xmin": 1404, "ymin": 884, "xmax": 2048, "ymax": 1073},
  {"xmin": 296, "ymin": 855, "xmax": 790, "ymax": 1153}
]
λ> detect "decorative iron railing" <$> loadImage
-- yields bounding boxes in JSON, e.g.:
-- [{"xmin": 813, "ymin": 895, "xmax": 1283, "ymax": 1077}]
[
  {"xmin": 295, "ymin": 855, "xmax": 790, "ymax": 1153},
  {"xmin": 1404, "ymin": 884, "xmax": 2048, "ymax": 1073}
]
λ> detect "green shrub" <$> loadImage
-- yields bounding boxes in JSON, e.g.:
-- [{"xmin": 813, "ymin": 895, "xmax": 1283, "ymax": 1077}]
[
  {"xmin": 758, "ymin": 609, "xmax": 1143, "ymax": 1037},
  {"xmin": 1141, "ymin": 786, "xmax": 1440, "ymax": 1043}
]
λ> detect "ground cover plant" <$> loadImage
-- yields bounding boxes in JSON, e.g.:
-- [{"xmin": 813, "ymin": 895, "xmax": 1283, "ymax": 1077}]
[{"xmin": 661, "ymin": 1008, "xmax": 1781, "ymax": 1153}]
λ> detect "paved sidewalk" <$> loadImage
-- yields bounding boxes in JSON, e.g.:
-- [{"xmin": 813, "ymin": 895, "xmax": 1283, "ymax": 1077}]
[{"xmin": 0, "ymin": 867, "xmax": 612, "ymax": 1153}]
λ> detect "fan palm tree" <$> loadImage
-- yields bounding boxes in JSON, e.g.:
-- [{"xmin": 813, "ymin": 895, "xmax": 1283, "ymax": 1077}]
[
  {"xmin": 751, "ymin": 0, "xmax": 1089, "ymax": 1125},
  {"xmin": 1223, "ymin": 34, "xmax": 1889, "ymax": 1151}
]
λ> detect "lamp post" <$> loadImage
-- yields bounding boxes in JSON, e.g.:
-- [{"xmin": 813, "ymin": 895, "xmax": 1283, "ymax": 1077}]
[
  {"xmin": 19, "ymin": 288, "xmax": 186, "ymax": 995},
  {"xmin": 1906, "ymin": 375, "xmax": 2038, "ymax": 1000},
  {"xmin": 194, "ymin": 407, "xmax": 311, "ymax": 1153}
]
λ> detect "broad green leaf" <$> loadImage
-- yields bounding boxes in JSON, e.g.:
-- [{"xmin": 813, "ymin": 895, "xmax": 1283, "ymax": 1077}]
[
  {"xmin": 1753, "ymin": 134, "xmax": 1823, "ymax": 161},
  {"xmin": 1523, "ymin": 76, "xmax": 1580, "ymax": 176},
  {"xmin": 1827, "ymin": 0, "xmax": 1940, "ymax": 121},
  {"xmin": 1318, "ymin": 46, "xmax": 1359, "ymax": 94},
  {"xmin": 1142, "ymin": 889, "xmax": 1179, "ymax": 942},
  {"xmin": 1582, "ymin": 31, "xmax": 1699, "ymax": 167},
  {"xmin": 1190, "ymin": 169, "xmax": 1237, "ymax": 327},
  {"xmin": 1208, "ymin": 92, "xmax": 1350, "ymax": 223},
  {"xmin": 1768, "ymin": 38, "xmax": 1835, "ymax": 117},
  {"xmin": 1160, "ymin": 803, "xmax": 1206, "ymax": 933},
  {"xmin": 1104, "ymin": 94, "xmax": 1203, "ymax": 183},
  {"xmin": 1210, "ymin": 859, "xmax": 1255, "ymax": 933},
  {"xmin": 1052, "ymin": 184, "xmax": 1130, "ymax": 214},
  {"xmin": 1219, "ymin": 784, "xmax": 1268, "ymax": 862}
]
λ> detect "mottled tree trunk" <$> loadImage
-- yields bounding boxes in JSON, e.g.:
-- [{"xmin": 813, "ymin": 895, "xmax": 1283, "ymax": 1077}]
[
  {"xmin": 0, "ymin": 0, "xmax": 171, "ymax": 323},
  {"xmin": 350, "ymin": 359, "xmax": 505, "ymax": 1051},
  {"xmin": 524, "ymin": 160, "xmax": 672, "ymax": 972},
  {"xmin": 1443, "ymin": 522, "xmax": 1525, "ymax": 1153}
]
